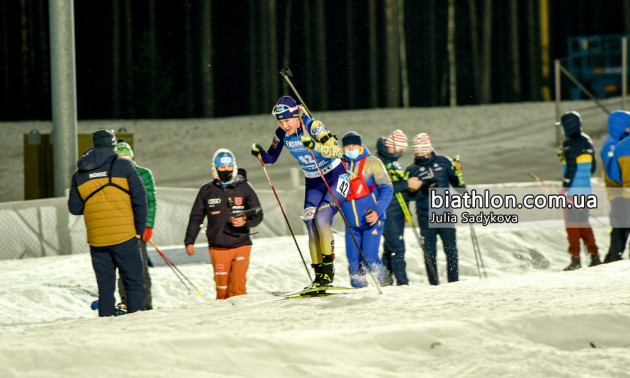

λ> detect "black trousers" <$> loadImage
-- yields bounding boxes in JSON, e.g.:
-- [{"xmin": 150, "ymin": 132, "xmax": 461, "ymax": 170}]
[{"xmin": 91, "ymin": 237, "xmax": 146, "ymax": 316}]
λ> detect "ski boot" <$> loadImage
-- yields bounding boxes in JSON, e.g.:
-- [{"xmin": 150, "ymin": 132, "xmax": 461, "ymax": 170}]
[
  {"xmin": 309, "ymin": 254, "xmax": 335, "ymax": 293},
  {"xmin": 115, "ymin": 303, "xmax": 128, "ymax": 316},
  {"xmin": 563, "ymin": 256, "xmax": 581, "ymax": 271},
  {"xmin": 589, "ymin": 254, "xmax": 602, "ymax": 267}
]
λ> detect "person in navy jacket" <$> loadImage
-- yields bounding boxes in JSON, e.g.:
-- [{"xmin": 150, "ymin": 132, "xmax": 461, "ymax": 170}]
[
  {"xmin": 559, "ymin": 111, "xmax": 600, "ymax": 270},
  {"xmin": 375, "ymin": 130, "xmax": 411, "ymax": 285},
  {"xmin": 406, "ymin": 133, "xmax": 465, "ymax": 285}
]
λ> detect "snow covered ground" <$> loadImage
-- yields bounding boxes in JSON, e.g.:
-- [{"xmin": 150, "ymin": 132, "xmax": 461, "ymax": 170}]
[
  {"xmin": 2, "ymin": 99, "xmax": 629, "ymax": 376},
  {"xmin": 1, "ymin": 225, "xmax": 629, "ymax": 377}
]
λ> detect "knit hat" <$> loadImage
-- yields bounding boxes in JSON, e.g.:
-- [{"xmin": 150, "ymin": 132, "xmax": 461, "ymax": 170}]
[
  {"xmin": 272, "ymin": 96, "xmax": 300, "ymax": 120},
  {"xmin": 92, "ymin": 129, "xmax": 116, "ymax": 148},
  {"xmin": 115, "ymin": 141, "xmax": 134, "ymax": 159},
  {"xmin": 413, "ymin": 133, "xmax": 432, "ymax": 155},
  {"xmin": 385, "ymin": 129, "xmax": 408, "ymax": 152},
  {"xmin": 341, "ymin": 131, "xmax": 363, "ymax": 147},
  {"xmin": 211, "ymin": 148, "xmax": 238, "ymax": 185},
  {"xmin": 214, "ymin": 150, "xmax": 235, "ymax": 168}
]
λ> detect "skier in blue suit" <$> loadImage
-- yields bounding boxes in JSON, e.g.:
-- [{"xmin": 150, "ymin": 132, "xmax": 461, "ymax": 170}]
[{"xmin": 251, "ymin": 96, "xmax": 348, "ymax": 287}]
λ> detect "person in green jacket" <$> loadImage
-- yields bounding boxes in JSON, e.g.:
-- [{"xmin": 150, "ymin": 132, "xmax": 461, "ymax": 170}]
[{"xmin": 115, "ymin": 140, "xmax": 156, "ymax": 310}]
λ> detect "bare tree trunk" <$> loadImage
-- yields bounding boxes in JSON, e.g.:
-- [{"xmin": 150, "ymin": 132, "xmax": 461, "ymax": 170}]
[
  {"xmin": 428, "ymin": 0, "xmax": 438, "ymax": 106},
  {"xmin": 539, "ymin": 0, "xmax": 551, "ymax": 100},
  {"xmin": 527, "ymin": 0, "xmax": 539, "ymax": 100},
  {"xmin": 281, "ymin": 0, "xmax": 293, "ymax": 95},
  {"xmin": 368, "ymin": 0, "xmax": 378, "ymax": 107},
  {"xmin": 112, "ymin": 0, "xmax": 121, "ymax": 117},
  {"xmin": 509, "ymin": 0, "xmax": 521, "ymax": 101},
  {"xmin": 200, "ymin": 0, "xmax": 214, "ymax": 117},
  {"xmin": 398, "ymin": 0, "xmax": 409, "ymax": 108},
  {"xmin": 624, "ymin": 0, "xmax": 630, "ymax": 33},
  {"xmin": 248, "ymin": 0, "xmax": 260, "ymax": 113},
  {"xmin": 469, "ymin": 0, "xmax": 480, "ymax": 102},
  {"xmin": 346, "ymin": 0, "xmax": 356, "ymax": 108},
  {"xmin": 480, "ymin": 0, "xmax": 492, "ymax": 104},
  {"xmin": 315, "ymin": 0, "xmax": 328, "ymax": 110},
  {"xmin": 20, "ymin": 0, "xmax": 29, "ymax": 117},
  {"xmin": 384, "ymin": 0, "xmax": 400, "ymax": 107},
  {"xmin": 124, "ymin": 0, "xmax": 134, "ymax": 117},
  {"xmin": 184, "ymin": 1, "xmax": 194, "ymax": 116},
  {"xmin": 148, "ymin": 0, "xmax": 157, "ymax": 117},
  {"xmin": 37, "ymin": 0, "xmax": 49, "ymax": 116},
  {"xmin": 447, "ymin": 0, "xmax": 457, "ymax": 107},
  {"xmin": 268, "ymin": 0, "xmax": 278, "ymax": 103},
  {"xmin": 261, "ymin": 2, "xmax": 271, "ymax": 106},
  {"xmin": 303, "ymin": 2, "xmax": 314, "ymax": 104},
  {"xmin": 1, "ymin": 1, "xmax": 10, "ymax": 115}
]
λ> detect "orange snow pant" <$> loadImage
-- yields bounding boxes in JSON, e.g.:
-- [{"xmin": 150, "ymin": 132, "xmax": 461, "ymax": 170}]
[
  {"xmin": 564, "ymin": 208, "xmax": 598, "ymax": 257},
  {"xmin": 209, "ymin": 245, "xmax": 251, "ymax": 300}
]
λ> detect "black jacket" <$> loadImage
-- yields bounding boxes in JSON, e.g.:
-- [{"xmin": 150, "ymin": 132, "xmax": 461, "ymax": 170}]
[{"xmin": 184, "ymin": 170, "xmax": 263, "ymax": 248}]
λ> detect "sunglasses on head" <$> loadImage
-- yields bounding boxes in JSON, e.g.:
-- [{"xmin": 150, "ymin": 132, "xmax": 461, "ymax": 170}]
[{"xmin": 271, "ymin": 104, "xmax": 299, "ymax": 116}]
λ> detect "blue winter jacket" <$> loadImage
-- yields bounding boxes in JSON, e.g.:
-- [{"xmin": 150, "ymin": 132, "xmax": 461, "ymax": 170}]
[
  {"xmin": 602, "ymin": 110, "xmax": 630, "ymax": 185},
  {"xmin": 341, "ymin": 146, "xmax": 393, "ymax": 229},
  {"xmin": 561, "ymin": 116, "xmax": 596, "ymax": 195}
]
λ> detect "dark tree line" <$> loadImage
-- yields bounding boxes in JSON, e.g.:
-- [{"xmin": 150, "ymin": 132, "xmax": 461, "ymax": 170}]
[{"xmin": 2, "ymin": 0, "xmax": 630, "ymax": 121}]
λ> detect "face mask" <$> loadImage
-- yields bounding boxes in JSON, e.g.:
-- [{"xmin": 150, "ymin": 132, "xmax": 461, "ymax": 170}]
[
  {"xmin": 217, "ymin": 170, "xmax": 233, "ymax": 182},
  {"xmin": 345, "ymin": 149, "xmax": 360, "ymax": 160},
  {"xmin": 415, "ymin": 155, "xmax": 431, "ymax": 164},
  {"xmin": 392, "ymin": 151, "xmax": 403, "ymax": 159}
]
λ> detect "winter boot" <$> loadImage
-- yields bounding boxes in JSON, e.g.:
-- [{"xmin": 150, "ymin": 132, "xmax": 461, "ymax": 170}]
[
  {"xmin": 589, "ymin": 254, "xmax": 602, "ymax": 267},
  {"xmin": 563, "ymin": 256, "xmax": 581, "ymax": 271},
  {"xmin": 604, "ymin": 252, "xmax": 622, "ymax": 264}
]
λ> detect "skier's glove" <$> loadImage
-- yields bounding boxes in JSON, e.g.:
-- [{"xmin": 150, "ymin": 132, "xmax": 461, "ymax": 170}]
[
  {"xmin": 557, "ymin": 146, "xmax": 565, "ymax": 162},
  {"xmin": 301, "ymin": 136, "xmax": 315, "ymax": 149},
  {"xmin": 387, "ymin": 164, "xmax": 408, "ymax": 182},
  {"xmin": 251, "ymin": 143, "xmax": 264, "ymax": 157},
  {"xmin": 142, "ymin": 227, "xmax": 153, "ymax": 242}
]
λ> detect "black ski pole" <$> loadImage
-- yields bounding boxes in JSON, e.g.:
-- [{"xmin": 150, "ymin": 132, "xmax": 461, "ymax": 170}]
[
  {"xmin": 469, "ymin": 225, "xmax": 487, "ymax": 278},
  {"xmin": 255, "ymin": 152, "xmax": 313, "ymax": 283},
  {"xmin": 280, "ymin": 68, "xmax": 383, "ymax": 294},
  {"xmin": 148, "ymin": 240, "xmax": 202, "ymax": 295},
  {"xmin": 395, "ymin": 192, "xmax": 439, "ymax": 283}
]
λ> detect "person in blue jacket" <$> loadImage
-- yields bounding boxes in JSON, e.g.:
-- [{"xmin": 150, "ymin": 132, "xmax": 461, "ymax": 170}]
[
  {"xmin": 375, "ymin": 130, "xmax": 411, "ymax": 285},
  {"xmin": 559, "ymin": 111, "xmax": 600, "ymax": 270},
  {"xmin": 601, "ymin": 110, "xmax": 630, "ymax": 263},
  {"xmin": 251, "ymin": 96, "xmax": 348, "ymax": 288},
  {"xmin": 406, "ymin": 133, "xmax": 465, "ymax": 285},
  {"xmin": 340, "ymin": 131, "xmax": 393, "ymax": 287}
]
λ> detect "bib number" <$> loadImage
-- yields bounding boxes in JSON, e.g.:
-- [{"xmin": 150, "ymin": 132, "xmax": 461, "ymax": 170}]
[{"xmin": 336, "ymin": 174, "xmax": 350, "ymax": 198}]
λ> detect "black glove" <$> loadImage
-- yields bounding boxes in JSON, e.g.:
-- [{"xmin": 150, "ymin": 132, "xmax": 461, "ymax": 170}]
[
  {"xmin": 420, "ymin": 178, "xmax": 437, "ymax": 196},
  {"xmin": 251, "ymin": 143, "xmax": 264, "ymax": 157}
]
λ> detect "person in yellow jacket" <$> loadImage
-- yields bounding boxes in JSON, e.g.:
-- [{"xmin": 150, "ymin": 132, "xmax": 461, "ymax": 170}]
[{"xmin": 68, "ymin": 129, "xmax": 147, "ymax": 316}]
